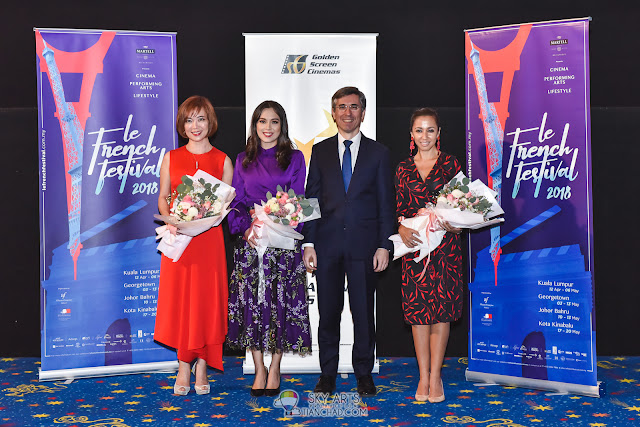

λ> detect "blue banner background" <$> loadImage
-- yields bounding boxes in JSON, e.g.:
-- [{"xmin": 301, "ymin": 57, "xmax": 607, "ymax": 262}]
[
  {"xmin": 465, "ymin": 19, "xmax": 596, "ymax": 387},
  {"xmin": 37, "ymin": 29, "xmax": 177, "ymax": 372}
]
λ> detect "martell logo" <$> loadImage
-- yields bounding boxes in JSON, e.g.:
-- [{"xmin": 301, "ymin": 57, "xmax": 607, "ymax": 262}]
[
  {"xmin": 550, "ymin": 39, "xmax": 568, "ymax": 46},
  {"xmin": 282, "ymin": 55, "xmax": 308, "ymax": 74},
  {"xmin": 136, "ymin": 48, "xmax": 155, "ymax": 54}
]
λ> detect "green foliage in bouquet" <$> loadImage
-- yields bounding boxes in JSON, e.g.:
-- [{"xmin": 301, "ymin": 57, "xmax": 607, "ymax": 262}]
[
  {"xmin": 176, "ymin": 176, "xmax": 220, "ymax": 199},
  {"xmin": 169, "ymin": 175, "xmax": 223, "ymax": 221},
  {"xmin": 263, "ymin": 185, "xmax": 315, "ymax": 224},
  {"xmin": 440, "ymin": 176, "xmax": 492, "ymax": 216}
]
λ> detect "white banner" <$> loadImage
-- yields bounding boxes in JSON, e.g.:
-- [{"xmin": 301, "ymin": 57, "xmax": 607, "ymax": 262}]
[{"xmin": 244, "ymin": 33, "xmax": 378, "ymax": 374}]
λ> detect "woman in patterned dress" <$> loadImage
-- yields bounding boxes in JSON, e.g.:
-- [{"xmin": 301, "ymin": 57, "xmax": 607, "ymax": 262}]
[
  {"xmin": 395, "ymin": 108, "xmax": 463, "ymax": 403},
  {"xmin": 226, "ymin": 101, "xmax": 311, "ymax": 397}
]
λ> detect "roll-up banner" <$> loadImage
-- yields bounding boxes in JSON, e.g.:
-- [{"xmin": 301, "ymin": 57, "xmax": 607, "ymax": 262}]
[
  {"xmin": 36, "ymin": 28, "xmax": 178, "ymax": 380},
  {"xmin": 464, "ymin": 18, "xmax": 598, "ymax": 396},
  {"xmin": 244, "ymin": 33, "xmax": 377, "ymax": 374}
]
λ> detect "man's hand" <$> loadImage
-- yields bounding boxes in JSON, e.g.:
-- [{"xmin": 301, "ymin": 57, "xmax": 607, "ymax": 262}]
[
  {"xmin": 303, "ymin": 246, "xmax": 318, "ymax": 272},
  {"xmin": 372, "ymin": 248, "xmax": 389, "ymax": 272}
]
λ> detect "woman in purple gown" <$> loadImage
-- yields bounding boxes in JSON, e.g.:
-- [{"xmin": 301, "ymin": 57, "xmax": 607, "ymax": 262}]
[{"xmin": 227, "ymin": 101, "xmax": 311, "ymax": 397}]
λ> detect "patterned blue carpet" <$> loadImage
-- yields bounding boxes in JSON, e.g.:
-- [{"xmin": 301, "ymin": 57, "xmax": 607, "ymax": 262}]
[{"xmin": 1, "ymin": 356, "xmax": 639, "ymax": 426}]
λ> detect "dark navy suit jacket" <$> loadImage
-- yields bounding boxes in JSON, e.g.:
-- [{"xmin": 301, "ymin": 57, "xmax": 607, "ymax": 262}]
[{"xmin": 303, "ymin": 134, "xmax": 394, "ymax": 259}]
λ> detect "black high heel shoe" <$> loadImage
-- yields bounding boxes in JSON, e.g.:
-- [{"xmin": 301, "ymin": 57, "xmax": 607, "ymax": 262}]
[
  {"xmin": 250, "ymin": 367, "xmax": 268, "ymax": 397},
  {"xmin": 264, "ymin": 369, "xmax": 281, "ymax": 397}
]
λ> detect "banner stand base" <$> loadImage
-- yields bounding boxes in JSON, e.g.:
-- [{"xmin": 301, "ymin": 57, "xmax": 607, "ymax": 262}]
[
  {"xmin": 39, "ymin": 361, "xmax": 179, "ymax": 382},
  {"xmin": 465, "ymin": 368, "xmax": 600, "ymax": 398}
]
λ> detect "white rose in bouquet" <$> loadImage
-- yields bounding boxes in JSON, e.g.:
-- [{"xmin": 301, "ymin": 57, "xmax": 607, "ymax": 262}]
[
  {"xmin": 212, "ymin": 200, "xmax": 222, "ymax": 214},
  {"xmin": 451, "ymin": 189, "xmax": 465, "ymax": 199},
  {"xmin": 284, "ymin": 202, "xmax": 295, "ymax": 214},
  {"xmin": 187, "ymin": 206, "xmax": 199, "ymax": 217},
  {"xmin": 267, "ymin": 200, "xmax": 279, "ymax": 213}
]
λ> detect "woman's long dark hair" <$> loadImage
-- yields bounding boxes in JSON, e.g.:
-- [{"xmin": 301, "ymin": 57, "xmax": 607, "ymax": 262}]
[{"xmin": 242, "ymin": 100, "xmax": 293, "ymax": 170}]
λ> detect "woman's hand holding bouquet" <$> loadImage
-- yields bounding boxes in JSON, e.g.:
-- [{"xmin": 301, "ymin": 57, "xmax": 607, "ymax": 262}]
[
  {"xmin": 246, "ymin": 186, "xmax": 321, "ymax": 304},
  {"xmin": 155, "ymin": 170, "xmax": 236, "ymax": 262},
  {"xmin": 390, "ymin": 172, "xmax": 504, "ymax": 263}
]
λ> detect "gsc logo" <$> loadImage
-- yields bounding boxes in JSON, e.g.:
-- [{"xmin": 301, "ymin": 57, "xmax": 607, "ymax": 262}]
[{"xmin": 282, "ymin": 55, "xmax": 308, "ymax": 74}]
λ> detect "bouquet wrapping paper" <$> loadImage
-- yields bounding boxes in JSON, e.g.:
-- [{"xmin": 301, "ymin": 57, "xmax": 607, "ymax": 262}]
[
  {"xmin": 248, "ymin": 190, "xmax": 320, "ymax": 303},
  {"xmin": 154, "ymin": 170, "xmax": 236, "ymax": 262},
  {"xmin": 390, "ymin": 172, "xmax": 504, "ymax": 263}
]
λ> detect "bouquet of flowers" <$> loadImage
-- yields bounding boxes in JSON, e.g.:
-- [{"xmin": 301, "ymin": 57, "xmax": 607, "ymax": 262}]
[
  {"xmin": 432, "ymin": 172, "xmax": 503, "ymax": 229},
  {"xmin": 155, "ymin": 170, "xmax": 236, "ymax": 262},
  {"xmin": 248, "ymin": 185, "xmax": 321, "ymax": 251},
  {"xmin": 170, "ymin": 181, "xmax": 223, "ymax": 222},
  {"xmin": 390, "ymin": 172, "xmax": 503, "ymax": 263},
  {"xmin": 248, "ymin": 186, "xmax": 320, "ymax": 304}
]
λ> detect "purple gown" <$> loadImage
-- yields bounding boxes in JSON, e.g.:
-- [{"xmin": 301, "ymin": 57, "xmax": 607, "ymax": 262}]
[{"xmin": 226, "ymin": 145, "xmax": 311, "ymax": 354}]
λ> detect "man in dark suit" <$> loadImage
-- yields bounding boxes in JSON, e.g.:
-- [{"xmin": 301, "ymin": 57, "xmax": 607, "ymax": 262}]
[{"xmin": 303, "ymin": 86, "xmax": 394, "ymax": 397}]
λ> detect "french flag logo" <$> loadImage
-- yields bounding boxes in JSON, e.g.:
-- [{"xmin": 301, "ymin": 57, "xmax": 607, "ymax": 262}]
[
  {"xmin": 483, "ymin": 313, "xmax": 492, "ymax": 319},
  {"xmin": 61, "ymin": 308, "xmax": 71, "ymax": 314}
]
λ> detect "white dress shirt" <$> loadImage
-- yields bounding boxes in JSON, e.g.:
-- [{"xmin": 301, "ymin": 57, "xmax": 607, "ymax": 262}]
[{"xmin": 337, "ymin": 131, "xmax": 362, "ymax": 172}]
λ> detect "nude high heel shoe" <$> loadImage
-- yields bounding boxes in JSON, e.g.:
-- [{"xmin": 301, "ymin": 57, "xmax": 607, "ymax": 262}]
[
  {"xmin": 415, "ymin": 379, "xmax": 428, "ymax": 401},
  {"xmin": 415, "ymin": 392, "xmax": 429, "ymax": 402},
  {"xmin": 428, "ymin": 379, "xmax": 445, "ymax": 403},
  {"xmin": 173, "ymin": 362, "xmax": 192, "ymax": 395},
  {"xmin": 193, "ymin": 359, "xmax": 210, "ymax": 395},
  {"xmin": 173, "ymin": 384, "xmax": 190, "ymax": 395},
  {"xmin": 194, "ymin": 384, "xmax": 210, "ymax": 395}
]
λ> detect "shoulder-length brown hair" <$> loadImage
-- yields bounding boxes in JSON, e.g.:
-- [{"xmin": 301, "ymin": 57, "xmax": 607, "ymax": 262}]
[
  {"xmin": 243, "ymin": 100, "xmax": 293, "ymax": 170},
  {"xmin": 176, "ymin": 95, "xmax": 218, "ymax": 139}
]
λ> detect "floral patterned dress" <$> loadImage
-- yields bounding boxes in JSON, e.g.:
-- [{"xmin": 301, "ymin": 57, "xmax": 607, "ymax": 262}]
[
  {"xmin": 226, "ymin": 146, "xmax": 311, "ymax": 354},
  {"xmin": 395, "ymin": 152, "xmax": 463, "ymax": 325}
]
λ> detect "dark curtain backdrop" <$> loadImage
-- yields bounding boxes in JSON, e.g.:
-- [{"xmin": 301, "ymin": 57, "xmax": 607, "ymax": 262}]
[{"xmin": 2, "ymin": 1, "xmax": 638, "ymax": 357}]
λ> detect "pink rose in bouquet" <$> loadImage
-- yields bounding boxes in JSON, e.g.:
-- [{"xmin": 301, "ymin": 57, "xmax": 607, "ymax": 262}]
[
  {"xmin": 169, "ymin": 175, "xmax": 224, "ymax": 222},
  {"xmin": 262, "ymin": 185, "xmax": 316, "ymax": 227}
]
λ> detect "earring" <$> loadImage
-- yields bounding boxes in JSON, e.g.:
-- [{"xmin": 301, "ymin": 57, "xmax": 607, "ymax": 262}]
[
  {"xmin": 437, "ymin": 135, "xmax": 441, "ymax": 151},
  {"xmin": 410, "ymin": 136, "xmax": 415, "ymax": 152}
]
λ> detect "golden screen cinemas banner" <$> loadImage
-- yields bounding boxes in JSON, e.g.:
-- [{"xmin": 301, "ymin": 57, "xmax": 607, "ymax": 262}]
[
  {"xmin": 36, "ymin": 28, "xmax": 178, "ymax": 380},
  {"xmin": 464, "ymin": 18, "xmax": 597, "ymax": 395},
  {"xmin": 244, "ymin": 33, "xmax": 377, "ymax": 374}
]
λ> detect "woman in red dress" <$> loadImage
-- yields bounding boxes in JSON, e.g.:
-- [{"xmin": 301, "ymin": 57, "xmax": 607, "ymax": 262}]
[
  {"xmin": 154, "ymin": 96, "xmax": 234, "ymax": 395},
  {"xmin": 395, "ymin": 108, "xmax": 463, "ymax": 403}
]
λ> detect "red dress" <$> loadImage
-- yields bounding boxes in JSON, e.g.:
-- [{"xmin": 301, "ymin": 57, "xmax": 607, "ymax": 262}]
[
  {"xmin": 395, "ymin": 152, "xmax": 463, "ymax": 325},
  {"xmin": 154, "ymin": 145, "xmax": 228, "ymax": 370}
]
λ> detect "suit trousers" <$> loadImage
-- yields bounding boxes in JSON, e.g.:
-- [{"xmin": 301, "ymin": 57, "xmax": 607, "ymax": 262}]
[{"xmin": 316, "ymin": 248, "xmax": 377, "ymax": 379}]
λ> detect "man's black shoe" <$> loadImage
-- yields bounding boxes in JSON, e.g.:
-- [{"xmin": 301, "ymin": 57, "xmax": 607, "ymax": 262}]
[
  {"xmin": 357, "ymin": 374, "xmax": 377, "ymax": 397},
  {"xmin": 313, "ymin": 375, "xmax": 336, "ymax": 394}
]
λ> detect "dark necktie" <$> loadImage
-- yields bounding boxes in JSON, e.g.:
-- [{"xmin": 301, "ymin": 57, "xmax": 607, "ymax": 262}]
[{"xmin": 342, "ymin": 140, "xmax": 353, "ymax": 192}]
